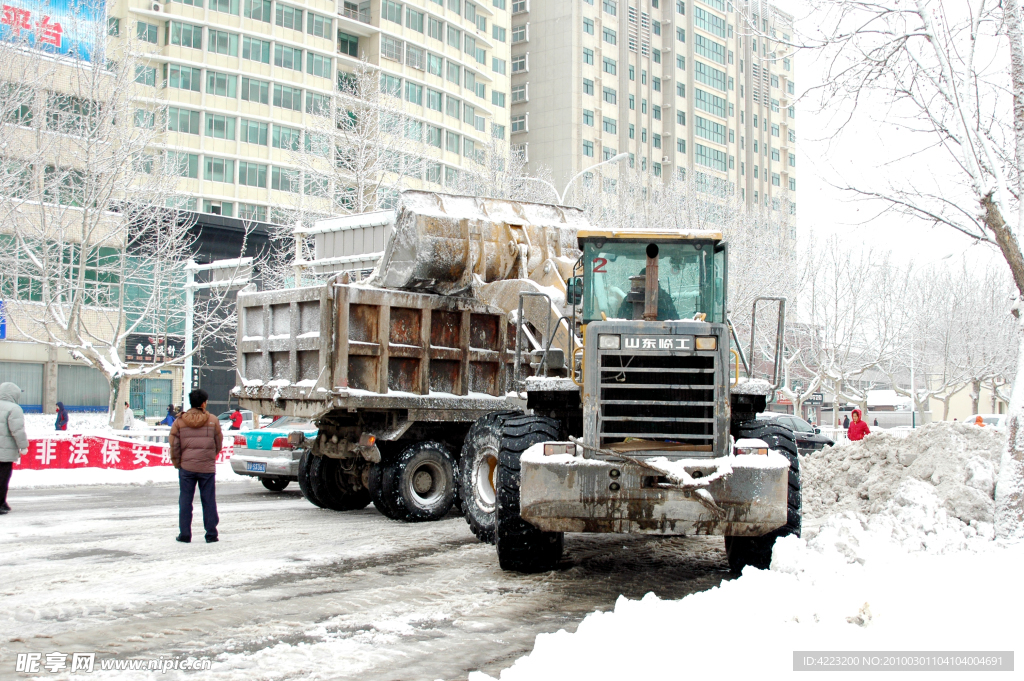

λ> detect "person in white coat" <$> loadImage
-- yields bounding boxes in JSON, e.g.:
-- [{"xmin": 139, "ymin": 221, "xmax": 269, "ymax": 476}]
[{"xmin": 0, "ymin": 382, "xmax": 29, "ymax": 514}]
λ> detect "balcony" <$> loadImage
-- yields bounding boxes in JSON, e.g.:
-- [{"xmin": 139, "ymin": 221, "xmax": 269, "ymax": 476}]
[{"xmin": 339, "ymin": 1, "xmax": 371, "ymax": 24}]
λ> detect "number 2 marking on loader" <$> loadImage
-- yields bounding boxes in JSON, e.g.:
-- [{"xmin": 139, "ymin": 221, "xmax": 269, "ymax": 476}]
[{"xmin": 592, "ymin": 257, "xmax": 608, "ymax": 273}]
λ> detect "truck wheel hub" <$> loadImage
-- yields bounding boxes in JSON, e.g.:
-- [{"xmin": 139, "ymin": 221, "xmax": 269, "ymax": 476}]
[{"xmin": 473, "ymin": 447, "xmax": 498, "ymax": 511}]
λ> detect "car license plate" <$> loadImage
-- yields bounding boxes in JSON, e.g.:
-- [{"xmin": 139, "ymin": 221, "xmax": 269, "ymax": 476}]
[{"xmin": 246, "ymin": 462, "xmax": 267, "ymax": 473}]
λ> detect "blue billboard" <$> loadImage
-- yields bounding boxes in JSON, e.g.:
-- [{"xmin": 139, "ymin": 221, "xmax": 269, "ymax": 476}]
[{"xmin": 0, "ymin": 0, "xmax": 105, "ymax": 62}]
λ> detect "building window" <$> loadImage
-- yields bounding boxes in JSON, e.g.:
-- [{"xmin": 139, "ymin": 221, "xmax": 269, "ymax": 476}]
[
  {"xmin": 677, "ymin": 138, "xmax": 686, "ymax": 153},
  {"xmin": 603, "ymin": 0, "xmax": 616, "ymax": 16},
  {"xmin": 512, "ymin": 54, "xmax": 528, "ymax": 72},
  {"xmin": 240, "ymin": 119, "xmax": 268, "ymax": 145},
  {"xmin": 166, "ymin": 64, "xmax": 201, "ymax": 92},
  {"xmin": 628, "ymin": 123, "xmax": 634, "ymax": 138},
  {"xmin": 694, "ymin": 35, "xmax": 726, "ymax": 65},
  {"xmin": 512, "ymin": 84, "xmax": 528, "ymax": 102},
  {"xmin": 242, "ymin": 77, "xmax": 270, "ymax": 104},
  {"xmin": 629, "ymin": 94, "xmax": 634, "ymax": 109},
  {"xmin": 603, "ymin": 57, "xmax": 616, "ymax": 75},
  {"xmin": 271, "ymin": 167, "xmax": 299, "ymax": 192},
  {"xmin": 493, "ymin": 25, "xmax": 507, "ymax": 41},
  {"xmin": 512, "ymin": 0, "xmax": 527, "ymax": 12},
  {"xmin": 205, "ymin": 156, "xmax": 235, "ymax": 183},
  {"xmin": 789, "ymin": 153, "xmax": 796, "ymax": 166},
  {"xmin": 695, "ymin": 61, "xmax": 727, "ymax": 91},
  {"xmin": 244, "ymin": 0, "xmax": 270, "ymax": 21},
  {"xmin": 603, "ymin": 27, "xmax": 616, "ymax": 45},
  {"xmin": 788, "ymin": 129, "xmax": 796, "ymax": 142},
  {"xmin": 693, "ymin": 6, "xmax": 726, "ymax": 38},
  {"xmin": 653, "ymin": 49, "xmax": 661, "ymax": 63},
  {"xmin": 653, "ymin": 76, "xmax": 661, "ymax": 91},
  {"xmin": 166, "ymin": 152, "xmax": 199, "ymax": 178},
  {"xmin": 583, "ymin": 140, "xmax": 594, "ymax": 157},
  {"xmin": 168, "ymin": 21, "xmax": 202, "ymax": 49},
  {"xmin": 694, "ymin": 88, "xmax": 726, "ymax": 118},
  {"xmin": 208, "ymin": 29, "xmax": 238, "ymax": 56},
  {"xmin": 652, "ymin": 133, "xmax": 661, "ymax": 148},
  {"xmin": 771, "ymin": 98, "xmax": 780, "ymax": 113},
  {"xmin": 653, "ymin": 105, "xmax": 661, "ymax": 119},
  {"xmin": 307, "ymin": 53, "xmax": 331, "ymax": 77},
  {"xmin": 771, "ymin": 74, "xmax": 779, "ymax": 88},
  {"xmin": 382, "ymin": 0, "xmax": 402, "ymax": 23},
  {"xmin": 677, "ymin": 110, "xmax": 686, "ymax": 125},
  {"xmin": 208, "ymin": 0, "xmax": 239, "ymax": 14},
  {"xmin": 242, "ymin": 36, "xmax": 270, "ymax": 63},
  {"xmin": 168, "ymin": 107, "xmax": 201, "ymax": 134},
  {"xmin": 789, "ymin": 177, "xmax": 796, "ymax": 191},
  {"xmin": 446, "ymin": 95, "xmax": 461, "ymax": 118},
  {"xmin": 653, "ymin": 20, "xmax": 661, "ymax": 35},
  {"xmin": 512, "ymin": 114, "xmax": 527, "ymax": 132},
  {"xmin": 603, "ymin": 146, "xmax": 616, "ymax": 160},
  {"xmin": 134, "ymin": 65, "xmax": 157, "ymax": 86},
  {"xmin": 272, "ymin": 83, "xmax": 302, "ymax": 110},
  {"xmin": 771, "ymin": 147, "xmax": 780, "ymax": 161},
  {"xmin": 492, "ymin": 90, "xmax": 506, "ymax": 107},
  {"xmin": 137, "ymin": 21, "xmax": 158, "ymax": 43},
  {"xmin": 446, "ymin": 131, "xmax": 460, "ymax": 153},
  {"xmin": 338, "ymin": 32, "xmax": 359, "ymax": 56},
  {"xmin": 653, "ymin": 162, "xmax": 662, "ymax": 176},
  {"xmin": 513, "ymin": 24, "xmax": 528, "ymax": 43},
  {"xmin": 602, "ymin": 86, "xmax": 616, "ymax": 104},
  {"xmin": 583, "ymin": 109, "xmax": 594, "ymax": 126},
  {"xmin": 493, "ymin": 57, "xmax": 506, "ymax": 74},
  {"xmin": 772, "ymin": 172, "xmax": 780, "ymax": 186},
  {"xmin": 583, "ymin": 47, "xmax": 594, "ymax": 64},
  {"xmin": 205, "ymin": 113, "xmax": 236, "ymax": 140},
  {"xmin": 133, "ymin": 109, "xmax": 155, "ymax": 129},
  {"xmin": 272, "ymin": 124, "xmax": 301, "ymax": 150},
  {"xmin": 784, "ymin": 58, "xmax": 791, "ymax": 71},
  {"xmin": 583, "ymin": 17, "xmax": 594, "ymax": 34},
  {"xmin": 274, "ymin": 45, "xmax": 303, "ymax": 70},
  {"xmin": 694, "ymin": 143, "xmax": 727, "ymax": 171},
  {"xmin": 238, "ymin": 161, "xmax": 268, "ymax": 187},
  {"xmin": 492, "ymin": 123, "xmax": 506, "ymax": 139},
  {"xmin": 602, "ymin": 116, "xmax": 616, "ymax": 134},
  {"xmin": 583, "ymin": 78, "xmax": 594, "ymax": 95}
]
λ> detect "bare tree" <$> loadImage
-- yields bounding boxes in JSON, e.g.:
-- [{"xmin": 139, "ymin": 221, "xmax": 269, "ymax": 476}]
[
  {"xmin": 0, "ymin": 22, "xmax": 246, "ymax": 428},
  {"xmin": 802, "ymin": 0, "xmax": 1024, "ymax": 535}
]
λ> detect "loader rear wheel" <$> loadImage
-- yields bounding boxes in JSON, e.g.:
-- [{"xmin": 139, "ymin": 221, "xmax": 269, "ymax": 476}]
[
  {"xmin": 494, "ymin": 415, "xmax": 564, "ymax": 573},
  {"xmin": 460, "ymin": 410, "xmax": 524, "ymax": 544},
  {"xmin": 392, "ymin": 441, "xmax": 457, "ymax": 522},
  {"xmin": 309, "ymin": 455, "xmax": 371, "ymax": 512},
  {"xmin": 725, "ymin": 419, "xmax": 801, "ymax": 572},
  {"xmin": 297, "ymin": 450, "xmax": 325, "ymax": 509}
]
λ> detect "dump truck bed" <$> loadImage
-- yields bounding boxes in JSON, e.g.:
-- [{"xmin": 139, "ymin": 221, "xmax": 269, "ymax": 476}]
[{"xmin": 233, "ymin": 281, "xmax": 521, "ymax": 420}]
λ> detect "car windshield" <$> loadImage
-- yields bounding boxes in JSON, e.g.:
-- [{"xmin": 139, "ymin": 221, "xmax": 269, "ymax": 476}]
[
  {"xmin": 790, "ymin": 417, "xmax": 814, "ymax": 432},
  {"xmin": 582, "ymin": 241, "xmax": 724, "ymax": 323},
  {"xmin": 259, "ymin": 416, "xmax": 316, "ymax": 431}
]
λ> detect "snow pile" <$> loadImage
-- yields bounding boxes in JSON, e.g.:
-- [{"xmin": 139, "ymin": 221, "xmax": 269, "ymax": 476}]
[
  {"xmin": 802, "ymin": 421, "xmax": 1004, "ymax": 529},
  {"xmin": 473, "ymin": 478, "xmax": 1020, "ymax": 681},
  {"xmin": 24, "ymin": 412, "xmax": 114, "ymax": 438},
  {"xmin": 473, "ymin": 421, "xmax": 1018, "ymax": 681}
]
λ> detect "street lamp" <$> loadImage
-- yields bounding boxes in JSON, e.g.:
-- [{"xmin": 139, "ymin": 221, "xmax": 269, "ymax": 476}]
[
  {"xmin": 521, "ymin": 152, "xmax": 630, "ymax": 205},
  {"xmin": 183, "ymin": 257, "xmax": 253, "ymax": 411}
]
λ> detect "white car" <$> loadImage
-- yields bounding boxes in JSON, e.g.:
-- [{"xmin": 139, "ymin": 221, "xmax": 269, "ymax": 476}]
[
  {"xmin": 218, "ymin": 410, "xmax": 256, "ymax": 431},
  {"xmin": 972, "ymin": 413, "xmax": 1006, "ymax": 430}
]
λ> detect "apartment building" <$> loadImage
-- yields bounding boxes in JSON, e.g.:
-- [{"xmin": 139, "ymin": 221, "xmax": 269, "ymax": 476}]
[
  {"xmin": 506, "ymin": 0, "xmax": 795, "ymax": 231},
  {"xmin": 115, "ymin": 0, "xmax": 512, "ymax": 222}
]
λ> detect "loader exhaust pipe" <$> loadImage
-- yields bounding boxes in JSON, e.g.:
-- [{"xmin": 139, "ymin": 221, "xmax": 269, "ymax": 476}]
[{"xmin": 644, "ymin": 243, "xmax": 659, "ymax": 321}]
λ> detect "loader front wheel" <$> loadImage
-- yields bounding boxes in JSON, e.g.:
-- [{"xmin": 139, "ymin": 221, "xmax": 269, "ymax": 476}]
[
  {"xmin": 460, "ymin": 410, "xmax": 523, "ymax": 544},
  {"xmin": 725, "ymin": 419, "xmax": 801, "ymax": 572},
  {"xmin": 494, "ymin": 414, "xmax": 564, "ymax": 573}
]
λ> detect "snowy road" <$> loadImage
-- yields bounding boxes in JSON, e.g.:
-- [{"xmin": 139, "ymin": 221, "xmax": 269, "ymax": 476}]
[{"xmin": 1, "ymin": 479, "xmax": 731, "ymax": 680}]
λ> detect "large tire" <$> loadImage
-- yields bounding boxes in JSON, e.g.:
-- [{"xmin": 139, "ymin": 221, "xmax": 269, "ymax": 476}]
[
  {"xmin": 494, "ymin": 415, "xmax": 564, "ymax": 573},
  {"xmin": 725, "ymin": 419, "xmax": 801, "ymax": 572},
  {"xmin": 368, "ymin": 459, "xmax": 407, "ymax": 520},
  {"xmin": 297, "ymin": 449, "xmax": 325, "ymax": 508},
  {"xmin": 261, "ymin": 476, "xmax": 290, "ymax": 492},
  {"xmin": 460, "ymin": 410, "xmax": 523, "ymax": 544},
  {"xmin": 309, "ymin": 455, "xmax": 372, "ymax": 512},
  {"xmin": 391, "ymin": 441, "xmax": 457, "ymax": 522}
]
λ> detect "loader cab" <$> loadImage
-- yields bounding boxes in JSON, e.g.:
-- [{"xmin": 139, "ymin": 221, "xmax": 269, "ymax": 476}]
[{"xmin": 576, "ymin": 230, "xmax": 726, "ymax": 325}]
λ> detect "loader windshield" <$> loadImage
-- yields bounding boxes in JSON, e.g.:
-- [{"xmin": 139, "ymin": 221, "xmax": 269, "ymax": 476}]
[{"xmin": 582, "ymin": 241, "xmax": 723, "ymax": 323}]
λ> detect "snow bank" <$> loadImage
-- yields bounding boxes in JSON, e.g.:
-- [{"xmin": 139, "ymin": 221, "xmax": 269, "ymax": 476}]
[
  {"xmin": 802, "ymin": 421, "xmax": 1005, "ymax": 528},
  {"xmin": 24, "ymin": 412, "xmax": 114, "ymax": 438},
  {"xmin": 473, "ymin": 421, "xmax": 1018, "ymax": 681}
]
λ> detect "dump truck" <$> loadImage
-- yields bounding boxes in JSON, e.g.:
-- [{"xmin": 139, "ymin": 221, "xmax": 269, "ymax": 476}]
[{"xmin": 233, "ymin": 191, "xmax": 799, "ymax": 573}]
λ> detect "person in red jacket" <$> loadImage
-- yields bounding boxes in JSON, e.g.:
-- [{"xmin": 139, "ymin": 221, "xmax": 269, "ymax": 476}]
[
  {"xmin": 229, "ymin": 408, "xmax": 243, "ymax": 431},
  {"xmin": 848, "ymin": 408, "xmax": 871, "ymax": 441}
]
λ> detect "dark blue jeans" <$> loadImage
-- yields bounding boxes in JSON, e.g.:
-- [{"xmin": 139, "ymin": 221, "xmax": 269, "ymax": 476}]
[{"xmin": 178, "ymin": 469, "xmax": 218, "ymax": 541}]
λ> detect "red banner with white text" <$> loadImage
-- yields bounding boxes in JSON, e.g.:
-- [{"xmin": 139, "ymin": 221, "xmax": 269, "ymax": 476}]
[{"xmin": 12, "ymin": 436, "xmax": 232, "ymax": 470}]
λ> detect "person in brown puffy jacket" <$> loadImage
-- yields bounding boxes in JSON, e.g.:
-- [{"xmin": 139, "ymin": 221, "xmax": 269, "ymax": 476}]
[{"xmin": 170, "ymin": 389, "xmax": 223, "ymax": 543}]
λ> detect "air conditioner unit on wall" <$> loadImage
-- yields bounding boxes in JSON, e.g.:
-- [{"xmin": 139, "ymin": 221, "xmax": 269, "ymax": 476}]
[
  {"xmin": 662, "ymin": 156, "xmax": 670, "ymax": 163},
  {"xmin": 151, "ymin": 2, "xmax": 160, "ymax": 10}
]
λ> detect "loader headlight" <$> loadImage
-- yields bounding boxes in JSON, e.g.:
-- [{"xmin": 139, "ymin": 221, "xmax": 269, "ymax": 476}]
[
  {"xmin": 695, "ymin": 336, "xmax": 717, "ymax": 351},
  {"xmin": 598, "ymin": 334, "xmax": 621, "ymax": 350},
  {"xmin": 734, "ymin": 438, "xmax": 769, "ymax": 456}
]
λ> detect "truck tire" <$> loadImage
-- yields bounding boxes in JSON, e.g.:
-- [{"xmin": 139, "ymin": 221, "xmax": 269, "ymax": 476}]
[
  {"xmin": 368, "ymin": 459, "xmax": 408, "ymax": 521},
  {"xmin": 391, "ymin": 441, "xmax": 457, "ymax": 522},
  {"xmin": 494, "ymin": 414, "xmax": 564, "ymax": 573},
  {"xmin": 309, "ymin": 455, "xmax": 372, "ymax": 512},
  {"xmin": 297, "ymin": 449, "xmax": 325, "ymax": 508},
  {"xmin": 460, "ymin": 410, "xmax": 524, "ymax": 544},
  {"xmin": 261, "ymin": 476, "xmax": 290, "ymax": 492},
  {"xmin": 725, "ymin": 419, "xmax": 801, "ymax": 572}
]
